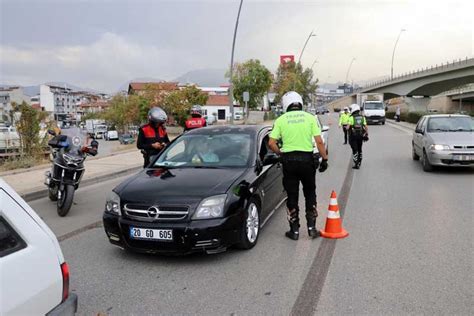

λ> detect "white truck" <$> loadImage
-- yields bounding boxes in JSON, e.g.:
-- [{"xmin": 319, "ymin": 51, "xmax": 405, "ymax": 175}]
[
  {"xmin": 356, "ymin": 93, "xmax": 386, "ymax": 125},
  {"xmin": 85, "ymin": 119, "xmax": 107, "ymax": 139}
]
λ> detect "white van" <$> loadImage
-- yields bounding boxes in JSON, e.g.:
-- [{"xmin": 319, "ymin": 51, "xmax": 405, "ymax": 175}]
[{"xmin": 0, "ymin": 179, "xmax": 78, "ymax": 315}]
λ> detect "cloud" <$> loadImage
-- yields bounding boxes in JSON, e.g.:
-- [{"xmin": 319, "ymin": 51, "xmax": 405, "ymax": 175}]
[{"xmin": 0, "ymin": 32, "xmax": 203, "ymax": 92}]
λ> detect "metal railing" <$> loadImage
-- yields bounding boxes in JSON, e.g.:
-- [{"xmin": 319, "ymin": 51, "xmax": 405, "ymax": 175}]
[{"xmin": 362, "ymin": 56, "xmax": 473, "ymax": 89}]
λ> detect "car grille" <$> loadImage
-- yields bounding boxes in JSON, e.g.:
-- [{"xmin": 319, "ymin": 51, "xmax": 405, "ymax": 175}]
[
  {"xmin": 453, "ymin": 145, "xmax": 474, "ymax": 151},
  {"xmin": 123, "ymin": 204, "xmax": 189, "ymax": 222}
]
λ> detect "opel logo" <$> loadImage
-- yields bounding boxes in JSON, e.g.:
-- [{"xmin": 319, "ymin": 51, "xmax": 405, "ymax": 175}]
[{"xmin": 148, "ymin": 206, "xmax": 159, "ymax": 218}]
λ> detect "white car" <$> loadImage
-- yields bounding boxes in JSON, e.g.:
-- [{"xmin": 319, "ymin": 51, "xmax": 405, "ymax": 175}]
[
  {"xmin": 0, "ymin": 179, "xmax": 78, "ymax": 315},
  {"xmin": 312, "ymin": 115, "xmax": 329, "ymax": 158},
  {"xmin": 104, "ymin": 130, "xmax": 119, "ymax": 141}
]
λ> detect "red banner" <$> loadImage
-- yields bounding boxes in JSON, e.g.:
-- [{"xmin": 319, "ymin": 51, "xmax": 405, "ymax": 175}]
[{"xmin": 280, "ymin": 55, "xmax": 295, "ymax": 64}]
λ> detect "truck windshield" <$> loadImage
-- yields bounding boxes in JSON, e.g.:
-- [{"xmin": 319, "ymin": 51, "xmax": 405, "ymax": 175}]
[{"xmin": 364, "ymin": 102, "xmax": 384, "ymax": 110}]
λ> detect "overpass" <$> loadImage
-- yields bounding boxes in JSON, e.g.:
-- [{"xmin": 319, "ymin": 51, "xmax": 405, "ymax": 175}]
[{"xmin": 327, "ymin": 57, "xmax": 474, "ymax": 111}]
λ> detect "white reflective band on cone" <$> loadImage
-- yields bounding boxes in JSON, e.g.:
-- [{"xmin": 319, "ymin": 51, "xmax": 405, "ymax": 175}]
[
  {"xmin": 330, "ymin": 198, "xmax": 338, "ymax": 205},
  {"xmin": 327, "ymin": 210, "xmax": 340, "ymax": 219}
]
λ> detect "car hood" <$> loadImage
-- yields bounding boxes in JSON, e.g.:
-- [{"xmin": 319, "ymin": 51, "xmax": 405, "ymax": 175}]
[
  {"xmin": 116, "ymin": 167, "xmax": 244, "ymax": 204},
  {"xmin": 429, "ymin": 132, "xmax": 473, "ymax": 146},
  {"xmin": 364, "ymin": 109, "xmax": 385, "ymax": 116}
]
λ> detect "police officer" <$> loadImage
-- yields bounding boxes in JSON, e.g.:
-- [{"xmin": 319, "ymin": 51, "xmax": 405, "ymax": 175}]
[
  {"xmin": 339, "ymin": 106, "xmax": 350, "ymax": 144},
  {"xmin": 184, "ymin": 105, "xmax": 207, "ymax": 131},
  {"xmin": 348, "ymin": 104, "xmax": 368, "ymax": 169},
  {"xmin": 137, "ymin": 107, "xmax": 170, "ymax": 168},
  {"xmin": 268, "ymin": 91, "xmax": 329, "ymax": 240}
]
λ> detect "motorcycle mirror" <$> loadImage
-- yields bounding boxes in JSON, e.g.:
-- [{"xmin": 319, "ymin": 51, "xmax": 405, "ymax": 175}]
[
  {"xmin": 90, "ymin": 140, "xmax": 99, "ymax": 148},
  {"xmin": 47, "ymin": 129, "xmax": 56, "ymax": 136}
]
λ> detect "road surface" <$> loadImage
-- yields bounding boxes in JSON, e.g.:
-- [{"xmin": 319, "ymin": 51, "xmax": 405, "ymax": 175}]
[{"xmin": 29, "ymin": 114, "xmax": 473, "ymax": 315}]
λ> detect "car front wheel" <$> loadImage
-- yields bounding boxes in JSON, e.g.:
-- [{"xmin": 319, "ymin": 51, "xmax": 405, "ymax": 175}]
[
  {"xmin": 422, "ymin": 149, "xmax": 433, "ymax": 172},
  {"xmin": 236, "ymin": 199, "xmax": 260, "ymax": 250}
]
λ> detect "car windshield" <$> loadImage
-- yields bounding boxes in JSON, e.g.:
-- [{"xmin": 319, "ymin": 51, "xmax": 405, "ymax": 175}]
[
  {"xmin": 427, "ymin": 116, "xmax": 474, "ymax": 132},
  {"xmin": 154, "ymin": 133, "xmax": 252, "ymax": 168},
  {"xmin": 122, "ymin": 134, "xmax": 132, "ymax": 138},
  {"xmin": 364, "ymin": 102, "xmax": 384, "ymax": 110}
]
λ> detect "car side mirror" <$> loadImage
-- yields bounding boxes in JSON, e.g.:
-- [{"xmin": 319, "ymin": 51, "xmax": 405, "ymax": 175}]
[{"xmin": 262, "ymin": 153, "xmax": 280, "ymax": 166}]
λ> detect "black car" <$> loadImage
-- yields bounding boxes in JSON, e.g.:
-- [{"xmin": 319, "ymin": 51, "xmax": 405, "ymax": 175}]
[{"xmin": 103, "ymin": 125, "xmax": 286, "ymax": 254}]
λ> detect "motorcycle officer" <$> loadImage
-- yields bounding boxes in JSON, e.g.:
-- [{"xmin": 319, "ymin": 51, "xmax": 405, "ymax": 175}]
[
  {"xmin": 348, "ymin": 104, "xmax": 368, "ymax": 169},
  {"xmin": 339, "ymin": 107, "xmax": 351, "ymax": 144},
  {"xmin": 184, "ymin": 105, "xmax": 207, "ymax": 131},
  {"xmin": 137, "ymin": 107, "xmax": 170, "ymax": 168},
  {"xmin": 268, "ymin": 91, "xmax": 329, "ymax": 240}
]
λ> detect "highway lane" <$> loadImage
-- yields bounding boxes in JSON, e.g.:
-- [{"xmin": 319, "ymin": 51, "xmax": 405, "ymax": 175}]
[
  {"xmin": 316, "ymin": 121, "xmax": 473, "ymax": 314},
  {"xmin": 28, "ymin": 115, "xmax": 472, "ymax": 314},
  {"xmin": 36, "ymin": 114, "xmax": 352, "ymax": 315}
]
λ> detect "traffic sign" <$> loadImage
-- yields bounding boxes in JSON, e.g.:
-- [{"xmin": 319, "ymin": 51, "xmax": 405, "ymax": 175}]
[{"xmin": 243, "ymin": 91, "xmax": 249, "ymax": 102}]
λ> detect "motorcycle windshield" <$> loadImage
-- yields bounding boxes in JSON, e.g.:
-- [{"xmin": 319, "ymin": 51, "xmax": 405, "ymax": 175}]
[{"xmin": 61, "ymin": 129, "xmax": 87, "ymax": 157}]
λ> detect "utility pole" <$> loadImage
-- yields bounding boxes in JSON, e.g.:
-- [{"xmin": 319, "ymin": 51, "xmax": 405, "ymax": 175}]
[
  {"xmin": 228, "ymin": 0, "xmax": 244, "ymax": 125},
  {"xmin": 391, "ymin": 29, "xmax": 406, "ymax": 79}
]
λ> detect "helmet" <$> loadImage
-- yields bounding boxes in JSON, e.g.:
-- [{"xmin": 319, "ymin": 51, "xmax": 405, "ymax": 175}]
[
  {"xmin": 282, "ymin": 91, "xmax": 303, "ymax": 112},
  {"xmin": 344, "ymin": 107, "xmax": 349, "ymax": 112},
  {"xmin": 350, "ymin": 104, "xmax": 360, "ymax": 114},
  {"xmin": 148, "ymin": 107, "xmax": 167, "ymax": 124},
  {"xmin": 191, "ymin": 105, "xmax": 202, "ymax": 116}
]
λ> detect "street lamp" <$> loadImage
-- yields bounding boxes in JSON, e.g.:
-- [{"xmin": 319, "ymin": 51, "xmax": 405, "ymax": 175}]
[
  {"xmin": 345, "ymin": 58, "xmax": 356, "ymax": 85},
  {"xmin": 391, "ymin": 28, "xmax": 406, "ymax": 80},
  {"xmin": 228, "ymin": 0, "xmax": 244, "ymax": 125},
  {"xmin": 298, "ymin": 30, "xmax": 316, "ymax": 64}
]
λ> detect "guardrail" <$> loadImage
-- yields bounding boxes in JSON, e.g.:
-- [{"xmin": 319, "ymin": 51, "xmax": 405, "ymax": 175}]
[{"xmin": 362, "ymin": 57, "xmax": 473, "ymax": 89}]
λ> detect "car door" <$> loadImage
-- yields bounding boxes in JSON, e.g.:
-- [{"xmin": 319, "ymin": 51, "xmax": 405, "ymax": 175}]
[
  {"xmin": 413, "ymin": 117, "xmax": 426, "ymax": 155},
  {"xmin": 257, "ymin": 131, "xmax": 284, "ymax": 214},
  {"xmin": 0, "ymin": 186, "xmax": 63, "ymax": 315}
]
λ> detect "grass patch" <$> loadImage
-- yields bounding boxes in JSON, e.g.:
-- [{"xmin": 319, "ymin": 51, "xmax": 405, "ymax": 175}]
[{"xmin": 0, "ymin": 155, "xmax": 49, "ymax": 172}]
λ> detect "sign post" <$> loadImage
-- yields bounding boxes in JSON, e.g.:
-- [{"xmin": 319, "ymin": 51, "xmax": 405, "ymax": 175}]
[{"xmin": 243, "ymin": 91, "xmax": 250, "ymax": 121}]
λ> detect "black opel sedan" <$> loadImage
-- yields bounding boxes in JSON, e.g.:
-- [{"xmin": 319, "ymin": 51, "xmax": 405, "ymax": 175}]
[{"xmin": 103, "ymin": 125, "xmax": 286, "ymax": 254}]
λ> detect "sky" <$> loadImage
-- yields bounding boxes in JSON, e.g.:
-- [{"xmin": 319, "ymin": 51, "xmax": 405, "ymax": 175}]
[{"xmin": 1, "ymin": 0, "xmax": 473, "ymax": 93}]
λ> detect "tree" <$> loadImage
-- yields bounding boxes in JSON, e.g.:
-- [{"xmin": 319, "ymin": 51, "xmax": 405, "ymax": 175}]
[
  {"xmin": 162, "ymin": 85, "xmax": 209, "ymax": 126},
  {"xmin": 230, "ymin": 59, "xmax": 273, "ymax": 109},
  {"xmin": 15, "ymin": 101, "xmax": 41, "ymax": 156},
  {"xmin": 274, "ymin": 61, "xmax": 318, "ymax": 105}
]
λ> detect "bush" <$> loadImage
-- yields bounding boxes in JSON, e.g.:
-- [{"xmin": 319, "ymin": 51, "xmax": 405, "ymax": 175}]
[
  {"xmin": 406, "ymin": 111, "xmax": 426, "ymax": 124},
  {"xmin": 386, "ymin": 111, "xmax": 396, "ymax": 119}
]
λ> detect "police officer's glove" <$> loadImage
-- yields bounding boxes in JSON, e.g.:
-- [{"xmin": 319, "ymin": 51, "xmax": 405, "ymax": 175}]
[
  {"xmin": 319, "ymin": 159, "xmax": 328, "ymax": 173},
  {"xmin": 363, "ymin": 134, "xmax": 369, "ymax": 142}
]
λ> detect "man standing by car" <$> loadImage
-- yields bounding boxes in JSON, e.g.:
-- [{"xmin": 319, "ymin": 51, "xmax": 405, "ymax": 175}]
[
  {"xmin": 268, "ymin": 91, "xmax": 329, "ymax": 240},
  {"xmin": 348, "ymin": 104, "xmax": 368, "ymax": 169},
  {"xmin": 137, "ymin": 107, "xmax": 170, "ymax": 168},
  {"xmin": 339, "ymin": 107, "xmax": 350, "ymax": 144},
  {"xmin": 184, "ymin": 105, "xmax": 207, "ymax": 132}
]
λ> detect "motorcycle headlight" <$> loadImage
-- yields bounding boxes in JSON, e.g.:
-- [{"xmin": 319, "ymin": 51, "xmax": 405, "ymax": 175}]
[
  {"xmin": 430, "ymin": 144, "xmax": 450, "ymax": 151},
  {"xmin": 105, "ymin": 191, "xmax": 121, "ymax": 215},
  {"xmin": 192, "ymin": 194, "xmax": 227, "ymax": 219}
]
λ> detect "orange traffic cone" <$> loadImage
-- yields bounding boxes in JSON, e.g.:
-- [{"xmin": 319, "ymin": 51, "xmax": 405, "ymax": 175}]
[{"xmin": 320, "ymin": 191, "xmax": 349, "ymax": 239}]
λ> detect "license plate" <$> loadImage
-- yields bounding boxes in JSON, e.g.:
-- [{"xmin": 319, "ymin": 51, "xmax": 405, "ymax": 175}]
[
  {"xmin": 129, "ymin": 227, "xmax": 173, "ymax": 241},
  {"xmin": 453, "ymin": 155, "xmax": 473, "ymax": 161},
  {"xmin": 372, "ymin": 120, "xmax": 378, "ymax": 123}
]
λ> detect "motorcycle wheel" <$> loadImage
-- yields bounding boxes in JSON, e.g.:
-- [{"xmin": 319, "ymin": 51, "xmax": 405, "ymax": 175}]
[
  {"xmin": 57, "ymin": 185, "xmax": 75, "ymax": 217},
  {"xmin": 48, "ymin": 186, "xmax": 58, "ymax": 201}
]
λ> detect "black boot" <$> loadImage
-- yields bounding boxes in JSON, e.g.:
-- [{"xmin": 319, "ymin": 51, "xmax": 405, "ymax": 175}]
[
  {"xmin": 285, "ymin": 222, "xmax": 299, "ymax": 240},
  {"xmin": 308, "ymin": 226, "xmax": 320, "ymax": 239}
]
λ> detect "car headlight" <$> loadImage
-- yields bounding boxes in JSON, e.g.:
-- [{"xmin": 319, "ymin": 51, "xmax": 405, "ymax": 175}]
[
  {"xmin": 192, "ymin": 194, "xmax": 227, "ymax": 219},
  {"xmin": 430, "ymin": 144, "xmax": 450, "ymax": 151},
  {"xmin": 105, "ymin": 191, "xmax": 121, "ymax": 215}
]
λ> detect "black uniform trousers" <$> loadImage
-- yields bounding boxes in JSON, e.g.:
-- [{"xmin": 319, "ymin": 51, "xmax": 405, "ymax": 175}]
[
  {"xmin": 281, "ymin": 152, "xmax": 318, "ymax": 227},
  {"xmin": 349, "ymin": 134, "xmax": 364, "ymax": 165}
]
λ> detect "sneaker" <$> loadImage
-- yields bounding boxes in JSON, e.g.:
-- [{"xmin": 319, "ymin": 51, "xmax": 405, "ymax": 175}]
[{"xmin": 352, "ymin": 165, "xmax": 359, "ymax": 169}]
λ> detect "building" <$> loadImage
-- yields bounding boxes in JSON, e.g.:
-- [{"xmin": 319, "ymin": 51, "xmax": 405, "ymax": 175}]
[
  {"xmin": 202, "ymin": 95, "xmax": 241, "ymax": 121},
  {"xmin": 128, "ymin": 82, "xmax": 179, "ymax": 100},
  {"xmin": 0, "ymin": 86, "xmax": 31, "ymax": 121},
  {"xmin": 79, "ymin": 100, "xmax": 110, "ymax": 114}
]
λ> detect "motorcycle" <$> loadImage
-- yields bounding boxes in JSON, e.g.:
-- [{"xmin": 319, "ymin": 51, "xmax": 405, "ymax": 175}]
[{"xmin": 44, "ymin": 129, "xmax": 98, "ymax": 216}]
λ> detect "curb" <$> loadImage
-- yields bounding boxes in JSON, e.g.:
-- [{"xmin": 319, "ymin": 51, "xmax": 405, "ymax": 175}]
[
  {"xmin": 21, "ymin": 165, "xmax": 142, "ymax": 202},
  {"xmin": 386, "ymin": 119, "xmax": 415, "ymax": 131}
]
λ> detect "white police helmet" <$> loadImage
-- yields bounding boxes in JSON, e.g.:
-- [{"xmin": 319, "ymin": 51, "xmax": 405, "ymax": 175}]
[
  {"xmin": 282, "ymin": 91, "xmax": 303, "ymax": 113},
  {"xmin": 344, "ymin": 107, "xmax": 349, "ymax": 112},
  {"xmin": 350, "ymin": 104, "xmax": 360, "ymax": 114},
  {"xmin": 148, "ymin": 107, "xmax": 167, "ymax": 124}
]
